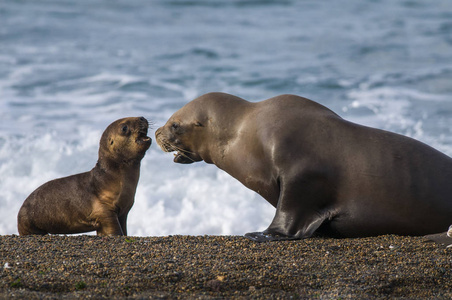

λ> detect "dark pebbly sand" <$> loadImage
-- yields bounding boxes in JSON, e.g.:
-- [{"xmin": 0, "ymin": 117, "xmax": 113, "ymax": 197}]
[{"xmin": 1, "ymin": 234, "xmax": 451, "ymax": 299}]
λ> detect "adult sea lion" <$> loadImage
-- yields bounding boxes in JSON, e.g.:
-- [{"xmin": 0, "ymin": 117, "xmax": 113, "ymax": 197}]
[
  {"xmin": 17, "ymin": 117, "xmax": 152, "ymax": 236},
  {"xmin": 156, "ymin": 92, "xmax": 452, "ymax": 242}
]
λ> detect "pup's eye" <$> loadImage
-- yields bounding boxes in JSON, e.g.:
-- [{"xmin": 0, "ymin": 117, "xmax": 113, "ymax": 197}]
[
  {"xmin": 122, "ymin": 125, "xmax": 128, "ymax": 133},
  {"xmin": 195, "ymin": 122, "xmax": 203, "ymax": 127}
]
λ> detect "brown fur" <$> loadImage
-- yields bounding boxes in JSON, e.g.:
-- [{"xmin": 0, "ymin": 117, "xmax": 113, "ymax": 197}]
[{"xmin": 17, "ymin": 117, "xmax": 151, "ymax": 236}]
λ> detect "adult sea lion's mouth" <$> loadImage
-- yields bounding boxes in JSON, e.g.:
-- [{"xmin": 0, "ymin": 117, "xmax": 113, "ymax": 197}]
[
  {"xmin": 154, "ymin": 133, "xmax": 193, "ymax": 163},
  {"xmin": 173, "ymin": 151, "xmax": 194, "ymax": 164}
]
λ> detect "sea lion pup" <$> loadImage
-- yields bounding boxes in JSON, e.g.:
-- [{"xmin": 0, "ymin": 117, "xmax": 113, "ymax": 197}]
[
  {"xmin": 17, "ymin": 117, "xmax": 152, "ymax": 236},
  {"xmin": 156, "ymin": 92, "xmax": 452, "ymax": 242}
]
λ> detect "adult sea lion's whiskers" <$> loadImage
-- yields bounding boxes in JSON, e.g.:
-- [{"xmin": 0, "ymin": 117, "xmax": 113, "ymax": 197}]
[
  {"xmin": 172, "ymin": 144, "xmax": 195, "ymax": 155},
  {"xmin": 169, "ymin": 145, "xmax": 196, "ymax": 162}
]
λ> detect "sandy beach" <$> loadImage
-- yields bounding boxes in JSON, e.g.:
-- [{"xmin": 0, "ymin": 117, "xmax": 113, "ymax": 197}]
[{"xmin": 0, "ymin": 234, "xmax": 451, "ymax": 299}]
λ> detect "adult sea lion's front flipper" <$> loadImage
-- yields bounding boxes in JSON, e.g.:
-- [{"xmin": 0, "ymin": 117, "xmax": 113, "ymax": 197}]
[{"xmin": 424, "ymin": 226, "xmax": 452, "ymax": 247}]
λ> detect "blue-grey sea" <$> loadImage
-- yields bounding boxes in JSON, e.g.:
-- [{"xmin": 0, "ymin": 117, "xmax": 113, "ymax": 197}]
[{"xmin": 1, "ymin": 0, "xmax": 452, "ymax": 236}]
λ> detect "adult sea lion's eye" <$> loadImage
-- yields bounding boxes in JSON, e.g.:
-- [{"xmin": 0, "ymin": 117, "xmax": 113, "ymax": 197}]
[
  {"xmin": 172, "ymin": 123, "xmax": 179, "ymax": 130},
  {"xmin": 122, "ymin": 125, "xmax": 128, "ymax": 133}
]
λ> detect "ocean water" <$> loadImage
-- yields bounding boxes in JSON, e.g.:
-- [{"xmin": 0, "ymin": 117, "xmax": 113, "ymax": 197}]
[{"xmin": 1, "ymin": 0, "xmax": 452, "ymax": 236}]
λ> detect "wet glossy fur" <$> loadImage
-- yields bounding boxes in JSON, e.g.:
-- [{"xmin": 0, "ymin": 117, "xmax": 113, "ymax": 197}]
[{"xmin": 156, "ymin": 93, "xmax": 452, "ymax": 242}]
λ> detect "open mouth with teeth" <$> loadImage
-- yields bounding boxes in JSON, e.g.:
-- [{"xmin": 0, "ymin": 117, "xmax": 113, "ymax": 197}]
[
  {"xmin": 134, "ymin": 117, "xmax": 152, "ymax": 146},
  {"xmin": 135, "ymin": 129, "xmax": 152, "ymax": 146}
]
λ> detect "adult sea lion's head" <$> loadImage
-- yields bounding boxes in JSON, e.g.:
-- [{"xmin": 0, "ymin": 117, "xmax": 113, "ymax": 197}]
[
  {"xmin": 155, "ymin": 93, "xmax": 247, "ymax": 164},
  {"xmin": 100, "ymin": 117, "xmax": 152, "ymax": 163},
  {"xmin": 155, "ymin": 102, "xmax": 207, "ymax": 164}
]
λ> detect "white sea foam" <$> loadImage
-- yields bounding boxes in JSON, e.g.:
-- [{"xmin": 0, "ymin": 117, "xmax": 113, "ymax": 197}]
[
  {"xmin": 0, "ymin": 93, "xmax": 275, "ymax": 236},
  {"xmin": 0, "ymin": 128, "xmax": 275, "ymax": 236},
  {"xmin": 130, "ymin": 150, "xmax": 274, "ymax": 236}
]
